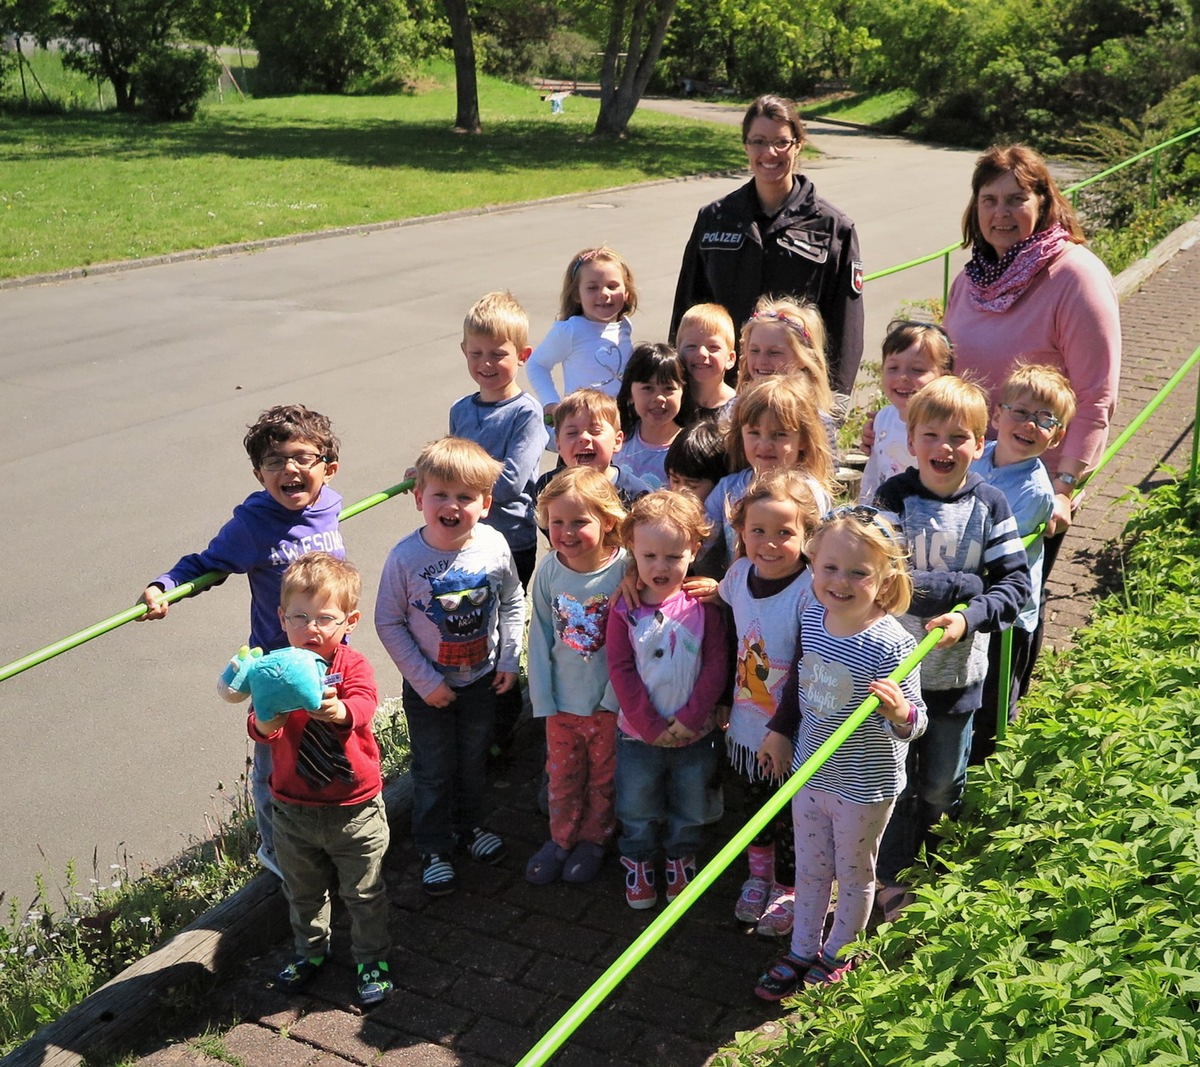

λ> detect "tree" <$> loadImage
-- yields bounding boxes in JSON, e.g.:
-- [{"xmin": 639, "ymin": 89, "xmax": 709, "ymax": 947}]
[
  {"xmin": 593, "ymin": 0, "xmax": 678, "ymax": 137},
  {"xmin": 250, "ymin": 0, "xmax": 416, "ymax": 93},
  {"xmin": 57, "ymin": 0, "xmax": 192, "ymax": 111},
  {"xmin": 442, "ymin": 0, "xmax": 482, "ymax": 131}
]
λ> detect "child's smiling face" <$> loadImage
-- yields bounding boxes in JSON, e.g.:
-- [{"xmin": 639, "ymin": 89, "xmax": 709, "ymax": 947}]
[
  {"xmin": 415, "ymin": 477, "xmax": 491, "ymax": 551},
  {"xmin": 557, "ymin": 410, "xmax": 622, "ymax": 471},
  {"xmin": 992, "ymin": 391, "xmax": 1063, "ymax": 464},
  {"xmin": 882, "ymin": 344, "xmax": 941, "ymax": 419},
  {"xmin": 908, "ymin": 417, "xmax": 985, "ymax": 497},
  {"xmin": 254, "ymin": 438, "xmax": 337, "ymax": 512},
  {"xmin": 741, "ymin": 413, "xmax": 804, "ymax": 473},
  {"xmin": 740, "ymin": 498, "xmax": 807, "ymax": 580},
  {"xmin": 462, "ymin": 331, "xmax": 528, "ymax": 403}
]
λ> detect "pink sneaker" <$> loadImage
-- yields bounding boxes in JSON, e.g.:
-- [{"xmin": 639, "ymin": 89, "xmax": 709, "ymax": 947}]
[
  {"xmin": 664, "ymin": 855, "xmax": 696, "ymax": 902},
  {"xmin": 620, "ymin": 856, "xmax": 657, "ymax": 910},
  {"xmin": 734, "ymin": 876, "xmax": 771, "ymax": 923},
  {"xmin": 804, "ymin": 952, "xmax": 859, "ymax": 985},
  {"xmin": 755, "ymin": 884, "xmax": 795, "ymax": 937}
]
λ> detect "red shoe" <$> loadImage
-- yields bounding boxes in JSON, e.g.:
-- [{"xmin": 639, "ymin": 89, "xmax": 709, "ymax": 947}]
[
  {"xmin": 620, "ymin": 856, "xmax": 657, "ymax": 909},
  {"xmin": 664, "ymin": 855, "xmax": 696, "ymax": 902}
]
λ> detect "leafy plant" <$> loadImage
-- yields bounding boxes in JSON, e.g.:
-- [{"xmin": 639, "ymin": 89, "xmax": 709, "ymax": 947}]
[
  {"xmin": 135, "ymin": 47, "xmax": 218, "ymax": 120},
  {"xmin": 715, "ymin": 477, "xmax": 1200, "ymax": 1065}
]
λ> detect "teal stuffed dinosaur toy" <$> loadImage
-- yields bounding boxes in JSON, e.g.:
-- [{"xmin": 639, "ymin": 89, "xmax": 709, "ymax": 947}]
[{"xmin": 218, "ymin": 645, "xmax": 329, "ymax": 723}]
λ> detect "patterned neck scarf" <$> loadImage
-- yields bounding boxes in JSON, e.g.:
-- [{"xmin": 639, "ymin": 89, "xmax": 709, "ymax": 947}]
[{"xmin": 963, "ymin": 223, "xmax": 1071, "ymax": 313}]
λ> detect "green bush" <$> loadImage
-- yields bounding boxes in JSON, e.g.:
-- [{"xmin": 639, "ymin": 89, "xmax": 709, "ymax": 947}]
[
  {"xmin": 717, "ymin": 478, "xmax": 1200, "ymax": 1065},
  {"xmin": 135, "ymin": 48, "xmax": 219, "ymax": 121}
]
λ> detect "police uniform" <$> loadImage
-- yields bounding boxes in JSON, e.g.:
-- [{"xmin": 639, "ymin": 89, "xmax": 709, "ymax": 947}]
[{"xmin": 669, "ymin": 176, "xmax": 864, "ymax": 397}]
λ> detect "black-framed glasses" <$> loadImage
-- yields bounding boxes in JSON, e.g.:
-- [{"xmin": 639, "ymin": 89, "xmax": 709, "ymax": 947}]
[
  {"xmin": 259, "ymin": 452, "xmax": 328, "ymax": 473},
  {"xmin": 282, "ymin": 612, "xmax": 347, "ymax": 631},
  {"xmin": 744, "ymin": 137, "xmax": 799, "ymax": 152},
  {"xmin": 1000, "ymin": 404, "xmax": 1061, "ymax": 431}
]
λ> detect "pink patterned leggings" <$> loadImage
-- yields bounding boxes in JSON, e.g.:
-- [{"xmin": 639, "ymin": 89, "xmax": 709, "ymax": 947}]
[
  {"xmin": 790, "ymin": 786, "xmax": 895, "ymax": 961},
  {"xmin": 546, "ymin": 711, "xmax": 617, "ymax": 850}
]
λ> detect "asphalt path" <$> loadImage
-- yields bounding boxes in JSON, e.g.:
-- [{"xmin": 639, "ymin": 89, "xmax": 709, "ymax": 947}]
[{"xmin": 0, "ymin": 105, "xmax": 980, "ymax": 905}]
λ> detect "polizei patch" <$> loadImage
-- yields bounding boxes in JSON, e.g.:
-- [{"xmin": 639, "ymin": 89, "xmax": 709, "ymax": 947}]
[{"xmin": 699, "ymin": 231, "xmax": 745, "ymax": 250}]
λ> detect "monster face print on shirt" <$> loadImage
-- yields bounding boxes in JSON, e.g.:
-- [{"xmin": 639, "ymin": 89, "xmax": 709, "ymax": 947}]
[
  {"xmin": 553, "ymin": 593, "xmax": 612, "ymax": 661},
  {"xmin": 419, "ymin": 566, "xmax": 493, "ymax": 668}
]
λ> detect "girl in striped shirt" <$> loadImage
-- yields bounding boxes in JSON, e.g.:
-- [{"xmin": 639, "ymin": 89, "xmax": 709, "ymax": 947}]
[{"xmin": 753, "ymin": 506, "xmax": 927, "ymax": 1000}]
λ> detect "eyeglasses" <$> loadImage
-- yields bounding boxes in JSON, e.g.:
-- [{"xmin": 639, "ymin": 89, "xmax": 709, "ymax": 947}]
[
  {"xmin": 282, "ymin": 612, "xmax": 347, "ymax": 631},
  {"xmin": 1000, "ymin": 404, "xmax": 1061, "ymax": 431},
  {"xmin": 745, "ymin": 137, "xmax": 799, "ymax": 152},
  {"xmin": 259, "ymin": 452, "xmax": 328, "ymax": 473}
]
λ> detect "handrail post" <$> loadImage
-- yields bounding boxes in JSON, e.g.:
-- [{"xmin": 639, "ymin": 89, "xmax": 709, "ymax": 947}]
[
  {"xmin": 996, "ymin": 628, "xmax": 1013, "ymax": 743},
  {"xmin": 1150, "ymin": 154, "xmax": 1159, "ymax": 211},
  {"xmin": 942, "ymin": 250, "xmax": 950, "ymax": 308}
]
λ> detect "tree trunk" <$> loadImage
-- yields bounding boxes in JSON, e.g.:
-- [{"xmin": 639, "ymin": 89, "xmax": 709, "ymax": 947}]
[
  {"xmin": 593, "ymin": 0, "xmax": 678, "ymax": 138},
  {"xmin": 442, "ymin": 0, "xmax": 482, "ymax": 133}
]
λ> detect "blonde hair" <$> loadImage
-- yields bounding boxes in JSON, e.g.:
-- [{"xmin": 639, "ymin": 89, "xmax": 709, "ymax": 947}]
[
  {"xmin": 738, "ymin": 296, "xmax": 832, "ymax": 410},
  {"xmin": 807, "ymin": 512, "xmax": 913, "ymax": 616},
  {"xmin": 728, "ymin": 468, "xmax": 822, "ymax": 561},
  {"xmin": 558, "ymin": 246, "xmax": 639, "ymax": 320},
  {"xmin": 535, "ymin": 466, "xmax": 626, "ymax": 549},
  {"xmin": 463, "ymin": 290, "xmax": 529, "ymax": 351},
  {"xmin": 280, "ymin": 551, "xmax": 361, "ymax": 615},
  {"xmin": 677, "ymin": 302, "xmax": 737, "ymax": 352},
  {"xmin": 998, "ymin": 363, "xmax": 1077, "ymax": 435},
  {"xmin": 553, "ymin": 388, "xmax": 622, "ymax": 435},
  {"xmin": 881, "ymin": 319, "xmax": 955, "ymax": 375},
  {"xmin": 619, "ymin": 489, "xmax": 712, "ymax": 552},
  {"xmin": 413, "ymin": 436, "xmax": 503, "ymax": 495},
  {"xmin": 726, "ymin": 376, "xmax": 835, "ymax": 491},
  {"xmin": 905, "ymin": 375, "xmax": 990, "ymax": 440}
]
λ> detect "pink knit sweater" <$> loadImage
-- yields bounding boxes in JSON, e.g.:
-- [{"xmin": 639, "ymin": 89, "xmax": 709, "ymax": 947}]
[{"xmin": 944, "ymin": 242, "xmax": 1121, "ymax": 471}]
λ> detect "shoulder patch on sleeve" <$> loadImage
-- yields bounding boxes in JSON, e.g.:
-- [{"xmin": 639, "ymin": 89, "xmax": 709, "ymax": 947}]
[{"xmin": 852, "ymin": 260, "xmax": 865, "ymax": 294}]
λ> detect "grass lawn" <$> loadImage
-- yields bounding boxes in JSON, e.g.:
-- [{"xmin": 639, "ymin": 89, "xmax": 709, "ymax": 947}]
[
  {"xmin": 0, "ymin": 61, "xmax": 747, "ymax": 281},
  {"xmin": 813, "ymin": 88, "xmax": 918, "ymax": 127}
]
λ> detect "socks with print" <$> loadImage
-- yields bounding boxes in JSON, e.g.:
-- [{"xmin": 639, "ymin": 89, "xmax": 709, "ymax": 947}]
[{"xmin": 748, "ymin": 844, "xmax": 774, "ymax": 880}]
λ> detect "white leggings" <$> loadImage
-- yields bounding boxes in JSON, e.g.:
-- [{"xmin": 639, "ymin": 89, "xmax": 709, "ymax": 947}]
[{"xmin": 790, "ymin": 786, "xmax": 895, "ymax": 961}]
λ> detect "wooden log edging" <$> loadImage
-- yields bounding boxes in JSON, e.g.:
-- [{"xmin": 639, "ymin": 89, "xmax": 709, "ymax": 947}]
[{"xmin": 1, "ymin": 774, "xmax": 414, "ymax": 1067}]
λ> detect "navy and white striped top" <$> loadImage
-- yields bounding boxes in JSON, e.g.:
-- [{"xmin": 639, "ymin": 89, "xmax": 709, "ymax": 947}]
[{"xmin": 789, "ymin": 599, "xmax": 927, "ymax": 804}]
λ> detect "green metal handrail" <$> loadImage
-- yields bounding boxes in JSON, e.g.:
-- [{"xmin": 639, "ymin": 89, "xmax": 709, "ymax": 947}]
[
  {"xmin": 0, "ymin": 479, "xmax": 415, "ymax": 685},
  {"xmin": 516, "ymin": 610, "xmax": 956, "ymax": 1067}
]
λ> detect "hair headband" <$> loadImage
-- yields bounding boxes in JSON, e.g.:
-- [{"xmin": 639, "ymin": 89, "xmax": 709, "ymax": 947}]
[
  {"xmin": 571, "ymin": 249, "xmax": 605, "ymax": 280},
  {"xmin": 748, "ymin": 309, "xmax": 811, "ymax": 344},
  {"xmin": 821, "ymin": 504, "xmax": 904, "ymax": 547}
]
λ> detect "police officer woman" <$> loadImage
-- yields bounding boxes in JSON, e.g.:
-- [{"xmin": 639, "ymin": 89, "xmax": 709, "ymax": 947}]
[{"xmin": 669, "ymin": 95, "xmax": 864, "ymax": 408}]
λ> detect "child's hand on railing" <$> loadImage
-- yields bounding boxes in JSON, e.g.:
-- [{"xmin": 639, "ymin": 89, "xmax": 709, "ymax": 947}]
[
  {"xmin": 926, "ymin": 610, "xmax": 967, "ymax": 649},
  {"xmin": 138, "ymin": 585, "xmax": 169, "ymax": 621}
]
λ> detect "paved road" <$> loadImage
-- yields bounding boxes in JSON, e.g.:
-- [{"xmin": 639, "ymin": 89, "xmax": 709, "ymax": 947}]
[{"xmin": 0, "ymin": 112, "xmax": 980, "ymax": 905}]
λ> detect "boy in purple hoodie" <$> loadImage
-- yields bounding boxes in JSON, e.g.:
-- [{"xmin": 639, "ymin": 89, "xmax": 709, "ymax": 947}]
[{"xmin": 138, "ymin": 404, "xmax": 345, "ymax": 877}]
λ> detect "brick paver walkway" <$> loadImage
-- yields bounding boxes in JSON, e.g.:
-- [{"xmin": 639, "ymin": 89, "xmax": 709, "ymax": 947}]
[{"xmin": 98, "ymin": 241, "xmax": 1200, "ymax": 1067}]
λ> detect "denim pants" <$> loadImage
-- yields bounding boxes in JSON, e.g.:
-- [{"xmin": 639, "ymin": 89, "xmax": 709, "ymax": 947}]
[
  {"xmin": 272, "ymin": 793, "xmax": 391, "ymax": 964},
  {"xmin": 252, "ymin": 741, "xmax": 275, "ymax": 855},
  {"xmin": 876, "ymin": 701, "xmax": 974, "ymax": 883},
  {"xmin": 615, "ymin": 730, "xmax": 720, "ymax": 860},
  {"xmin": 403, "ymin": 674, "xmax": 496, "ymax": 854}
]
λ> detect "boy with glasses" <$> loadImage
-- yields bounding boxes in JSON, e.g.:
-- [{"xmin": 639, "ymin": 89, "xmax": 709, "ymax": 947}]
[
  {"xmin": 247, "ymin": 553, "xmax": 392, "ymax": 1007},
  {"xmin": 139, "ymin": 404, "xmax": 345, "ymax": 876},
  {"xmin": 969, "ymin": 364, "xmax": 1076, "ymax": 762}
]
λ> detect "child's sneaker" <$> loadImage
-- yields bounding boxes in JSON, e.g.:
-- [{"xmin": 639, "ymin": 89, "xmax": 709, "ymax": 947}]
[
  {"xmin": 276, "ymin": 955, "xmax": 326, "ymax": 991},
  {"xmin": 620, "ymin": 856, "xmax": 657, "ymax": 909},
  {"xmin": 755, "ymin": 884, "xmax": 795, "ymax": 937},
  {"xmin": 256, "ymin": 844, "xmax": 283, "ymax": 879},
  {"xmin": 804, "ymin": 951, "xmax": 859, "ymax": 985},
  {"xmin": 753, "ymin": 953, "xmax": 814, "ymax": 1002},
  {"xmin": 357, "ymin": 961, "xmax": 392, "ymax": 1006},
  {"xmin": 734, "ymin": 875, "xmax": 771, "ymax": 923},
  {"xmin": 421, "ymin": 853, "xmax": 457, "ymax": 896},
  {"xmin": 875, "ymin": 883, "xmax": 914, "ymax": 924},
  {"xmin": 464, "ymin": 826, "xmax": 506, "ymax": 864},
  {"xmin": 664, "ymin": 855, "xmax": 696, "ymax": 902}
]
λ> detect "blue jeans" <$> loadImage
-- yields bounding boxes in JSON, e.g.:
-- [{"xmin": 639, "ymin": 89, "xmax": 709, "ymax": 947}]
[
  {"xmin": 877, "ymin": 702, "xmax": 974, "ymax": 883},
  {"xmin": 403, "ymin": 674, "xmax": 496, "ymax": 854},
  {"xmin": 252, "ymin": 741, "xmax": 275, "ymax": 856},
  {"xmin": 615, "ymin": 730, "xmax": 720, "ymax": 860}
]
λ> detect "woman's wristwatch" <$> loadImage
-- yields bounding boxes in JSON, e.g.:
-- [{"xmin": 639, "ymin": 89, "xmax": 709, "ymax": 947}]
[{"xmin": 1054, "ymin": 471, "xmax": 1080, "ymax": 489}]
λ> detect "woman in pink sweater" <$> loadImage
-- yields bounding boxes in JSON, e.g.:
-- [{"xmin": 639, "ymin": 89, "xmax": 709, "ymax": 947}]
[
  {"xmin": 944, "ymin": 144, "xmax": 1121, "ymax": 536},
  {"xmin": 943, "ymin": 143, "xmax": 1121, "ymax": 695}
]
